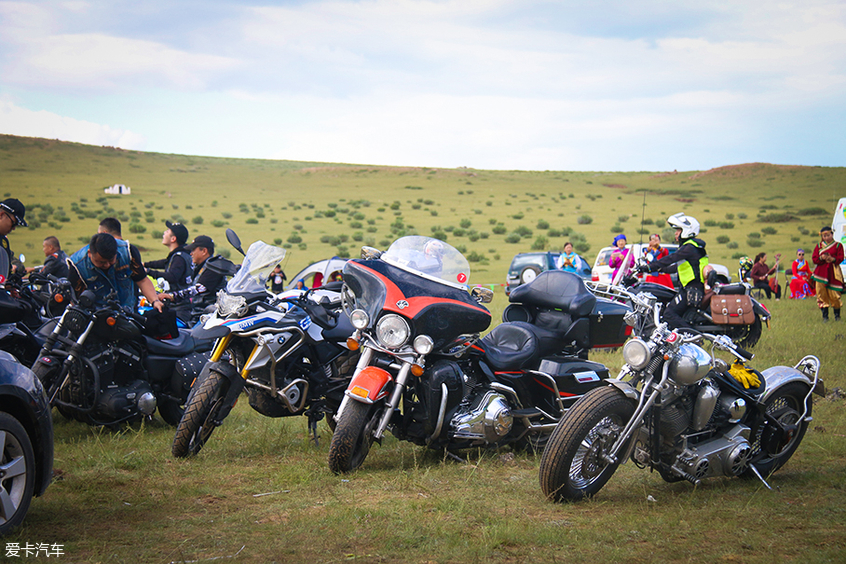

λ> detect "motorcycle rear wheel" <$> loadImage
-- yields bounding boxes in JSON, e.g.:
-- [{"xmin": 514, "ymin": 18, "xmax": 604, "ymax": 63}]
[
  {"xmin": 327, "ymin": 400, "xmax": 378, "ymax": 474},
  {"xmin": 539, "ymin": 386, "xmax": 634, "ymax": 502},
  {"xmin": 743, "ymin": 382, "xmax": 810, "ymax": 478},
  {"xmin": 171, "ymin": 370, "xmax": 228, "ymax": 458},
  {"xmin": 728, "ymin": 316, "xmax": 763, "ymax": 349}
]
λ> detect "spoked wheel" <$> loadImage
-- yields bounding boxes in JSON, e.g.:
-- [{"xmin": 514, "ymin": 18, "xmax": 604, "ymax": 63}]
[
  {"xmin": 729, "ymin": 316, "xmax": 763, "ymax": 349},
  {"xmin": 171, "ymin": 370, "xmax": 228, "ymax": 458},
  {"xmin": 0, "ymin": 412, "xmax": 36, "ymax": 535},
  {"xmin": 327, "ymin": 401, "xmax": 379, "ymax": 474},
  {"xmin": 539, "ymin": 387, "xmax": 634, "ymax": 502},
  {"xmin": 743, "ymin": 382, "xmax": 811, "ymax": 478}
]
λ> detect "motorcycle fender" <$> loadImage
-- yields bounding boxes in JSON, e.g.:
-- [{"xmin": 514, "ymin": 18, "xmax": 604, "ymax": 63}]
[
  {"xmin": 752, "ymin": 301, "xmax": 770, "ymax": 322},
  {"xmin": 759, "ymin": 366, "xmax": 823, "ymax": 403},
  {"xmin": 191, "ymin": 360, "xmax": 245, "ymax": 420},
  {"xmin": 605, "ymin": 379, "xmax": 639, "ymax": 401},
  {"xmin": 345, "ymin": 366, "xmax": 393, "ymax": 404}
]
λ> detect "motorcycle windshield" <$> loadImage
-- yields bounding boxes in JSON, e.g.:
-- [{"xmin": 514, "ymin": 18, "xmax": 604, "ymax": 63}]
[
  {"xmin": 226, "ymin": 241, "xmax": 287, "ymax": 294},
  {"xmin": 380, "ymin": 236, "xmax": 470, "ymax": 290}
]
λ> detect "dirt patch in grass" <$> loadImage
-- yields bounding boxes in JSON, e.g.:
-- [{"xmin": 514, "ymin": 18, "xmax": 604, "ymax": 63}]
[{"xmin": 688, "ymin": 162, "xmax": 811, "ymax": 180}]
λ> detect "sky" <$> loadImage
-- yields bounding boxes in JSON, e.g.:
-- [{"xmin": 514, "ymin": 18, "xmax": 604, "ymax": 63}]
[{"xmin": 1, "ymin": 0, "xmax": 844, "ymax": 171}]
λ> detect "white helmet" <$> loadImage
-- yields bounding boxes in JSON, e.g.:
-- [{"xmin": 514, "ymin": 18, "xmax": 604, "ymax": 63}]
[{"xmin": 667, "ymin": 212, "xmax": 700, "ymax": 239}]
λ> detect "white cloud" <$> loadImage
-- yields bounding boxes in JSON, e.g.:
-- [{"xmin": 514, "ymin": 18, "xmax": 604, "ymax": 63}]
[{"xmin": 0, "ymin": 99, "xmax": 146, "ymax": 149}]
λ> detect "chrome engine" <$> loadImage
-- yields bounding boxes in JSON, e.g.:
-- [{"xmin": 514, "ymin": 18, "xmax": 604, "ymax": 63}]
[
  {"xmin": 633, "ymin": 379, "xmax": 753, "ymax": 484},
  {"xmin": 450, "ymin": 390, "xmax": 514, "ymax": 443}
]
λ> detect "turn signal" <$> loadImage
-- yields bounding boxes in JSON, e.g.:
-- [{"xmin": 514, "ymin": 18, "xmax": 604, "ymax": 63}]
[
  {"xmin": 106, "ymin": 316, "xmax": 116, "ymax": 326},
  {"xmin": 54, "ymin": 294, "xmax": 64, "ymax": 303},
  {"xmin": 346, "ymin": 337, "xmax": 360, "ymax": 351},
  {"xmin": 411, "ymin": 363, "xmax": 424, "ymax": 377}
]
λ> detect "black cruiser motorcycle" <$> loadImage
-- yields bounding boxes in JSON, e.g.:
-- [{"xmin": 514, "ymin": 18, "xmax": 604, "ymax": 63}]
[
  {"xmin": 327, "ymin": 236, "xmax": 630, "ymax": 473},
  {"xmin": 31, "ymin": 291, "xmax": 213, "ymax": 427},
  {"xmin": 539, "ymin": 282, "xmax": 824, "ymax": 501}
]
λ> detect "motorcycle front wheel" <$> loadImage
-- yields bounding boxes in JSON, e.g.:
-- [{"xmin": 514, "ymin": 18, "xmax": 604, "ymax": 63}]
[
  {"xmin": 171, "ymin": 370, "xmax": 229, "ymax": 458},
  {"xmin": 539, "ymin": 386, "xmax": 634, "ymax": 502},
  {"xmin": 327, "ymin": 400, "xmax": 379, "ymax": 474},
  {"xmin": 743, "ymin": 381, "xmax": 811, "ymax": 478}
]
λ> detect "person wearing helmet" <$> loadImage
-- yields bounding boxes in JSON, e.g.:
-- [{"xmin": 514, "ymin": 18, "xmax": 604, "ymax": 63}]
[
  {"xmin": 418, "ymin": 239, "xmax": 445, "ymax": 276},
  {"xmin": 639, "ymin": 212, "xmax": 709, "ymax": 329}
]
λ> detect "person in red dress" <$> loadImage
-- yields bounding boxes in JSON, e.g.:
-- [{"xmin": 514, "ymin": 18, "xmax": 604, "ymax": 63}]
[
  {"xmin": 811, "ymin": 226, "xmax": 844, "ymax": 321},
  {"xmin": 788, "ymin": 249, "xmax": 814, "ymax": 299}
]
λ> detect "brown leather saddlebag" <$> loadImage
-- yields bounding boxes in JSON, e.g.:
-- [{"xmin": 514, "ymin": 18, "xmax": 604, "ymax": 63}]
[{"xmin": 711, "ymin": 295, "xmax": 756, "ymax": 325}]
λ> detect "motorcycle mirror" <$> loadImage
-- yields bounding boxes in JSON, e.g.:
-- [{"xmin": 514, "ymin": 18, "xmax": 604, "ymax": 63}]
[
  {"xmin": 360, "ymin": 246, "xmax": 382, "ymax": 260},
  {"xmin": 471, "ymin": 286, "xmax": 494, "ymax": 304},
  {"xmin": 18, "ymin": 254, "xmax": 25, "ymax": 264},
  {"xmin": 225, "ymin": 229, "xmax": 245, "ymax": 256}
]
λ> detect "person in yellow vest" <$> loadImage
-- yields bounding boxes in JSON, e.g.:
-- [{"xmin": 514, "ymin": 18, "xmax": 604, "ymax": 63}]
[{"xmin": 639, "ymin": 213, "xmax": 708, "ymax": 329}]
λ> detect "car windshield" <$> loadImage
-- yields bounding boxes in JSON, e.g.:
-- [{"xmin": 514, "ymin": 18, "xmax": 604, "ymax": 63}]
[
  {"xmin": 381, "ymin": 236, "xmax": 471, "ymax": 289},
  {"xmin": 226, "ymin": 241, "xmax": 287, "ymax": 294}
]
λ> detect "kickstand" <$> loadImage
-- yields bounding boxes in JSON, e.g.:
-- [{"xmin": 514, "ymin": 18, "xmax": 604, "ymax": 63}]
[
  {"xmin": 748, "ymin": 464, "xmax": 774, "ymax": 490},
  {"xmin": 308, "ymin": 418, "xmax": 320, "ymax": 448},
  {"xmin": 445, "ymin": 450, "xmax": 466, "ymax": 463}
]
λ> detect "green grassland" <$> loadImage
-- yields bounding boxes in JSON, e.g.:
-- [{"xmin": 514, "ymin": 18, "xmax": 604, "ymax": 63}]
[
  {"xmin": 2, "ymin": 134, "xmax": 846, "ymax": 563},
  {"xmin": 2, "ymin": 134, "xmax": 844, "ymax": 285}
]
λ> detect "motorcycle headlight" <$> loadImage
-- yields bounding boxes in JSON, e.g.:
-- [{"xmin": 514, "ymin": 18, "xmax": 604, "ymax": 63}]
[
  {"xmin": 216, "ymin": 290, "xmax": 248, "ymax": 318},
  {"xmin": 376, "ymin": 314, "xmax": 410, "ymax": 349},
  {"xmin": 622, "ymin": 338, "xmax": 651, "ymax": 370},
  {"xmin": 350, "ymin": 309, "xmax": 370, "ymax": 330},
  {"xmin": 413, "ymin": 334, "xmax": 434, "ymax": 355}
]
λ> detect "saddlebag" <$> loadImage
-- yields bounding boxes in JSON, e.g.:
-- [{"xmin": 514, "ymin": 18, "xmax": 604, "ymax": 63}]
[{"xmin": 711, "ymin": 295, "xmax": 756, "ymax": 325}]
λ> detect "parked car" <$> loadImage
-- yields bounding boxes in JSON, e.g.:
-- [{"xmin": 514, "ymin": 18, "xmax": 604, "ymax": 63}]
[
  {"xmin": 591, "ymin": 243, "xmax": 731, "ymax": 286},
  {"xmin": 0, "ymin": 350, "xmax": 53, "ymax": 536},
  {"xmin": 505, "ymin": 251, "xmax": 591, "ymax": 295}
]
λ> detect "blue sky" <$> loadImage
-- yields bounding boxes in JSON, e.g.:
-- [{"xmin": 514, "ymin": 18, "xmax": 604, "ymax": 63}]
[{"xmin": 1, "ymin": 0, "xmax": 844, "ymax": 171}]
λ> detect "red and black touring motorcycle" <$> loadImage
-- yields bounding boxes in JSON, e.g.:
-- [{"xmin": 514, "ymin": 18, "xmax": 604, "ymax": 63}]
[{"xmin": 327, "ymin": 236, "xmax": 630, "ymax": 473}]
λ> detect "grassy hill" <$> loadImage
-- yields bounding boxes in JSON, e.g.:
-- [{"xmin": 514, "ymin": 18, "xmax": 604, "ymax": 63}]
[{"xmin": 2, "ymin": 133, "xmax": 843, "ymax": 283}]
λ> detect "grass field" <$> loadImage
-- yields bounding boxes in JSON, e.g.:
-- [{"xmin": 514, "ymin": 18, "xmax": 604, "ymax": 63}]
[{"xmin": 2, "ymin": 134, "xmax": 845, "ymax": 563}]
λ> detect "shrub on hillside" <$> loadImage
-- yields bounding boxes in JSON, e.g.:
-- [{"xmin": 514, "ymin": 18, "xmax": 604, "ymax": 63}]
[{"xmin": 577, "ymin": 215, "xmax": 592, "ymax": 224}]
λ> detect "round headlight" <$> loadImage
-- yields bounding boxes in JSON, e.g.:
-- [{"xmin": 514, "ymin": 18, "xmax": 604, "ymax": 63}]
[
  {"xmin": 669, "ymin": 343, "xmax": 712, "ymax": 385},
  {"xmin": 350, "ymin": 309, "xmax": 370, "ymax": 330},
  {"xmin": 622, "ymin": 338, "xmax": 651, "ymax": 370},
  {"xmin": 375, "ymin": 314, "xmax": 410, "ymax": 349},
  {"xmin": 413, "ymin": 335, "xmax": 434, "ymax": 355}
]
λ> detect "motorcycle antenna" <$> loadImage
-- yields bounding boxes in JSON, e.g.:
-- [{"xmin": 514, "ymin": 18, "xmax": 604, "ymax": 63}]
[{"xmin": 638, "ymin": 190, "xmax": 647, "ymax": 248}]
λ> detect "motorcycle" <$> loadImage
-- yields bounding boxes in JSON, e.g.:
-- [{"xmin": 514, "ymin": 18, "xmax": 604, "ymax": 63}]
[
  {"xmin": 615, "ymin": 266, "xmax": 771, "ymax": 348},
  {"xmin": 171, "ymin": 231, "xmax": 357, "ymax": 457},
  {"xmin": 539, "ymin": 282, "xmax": 824, "ymax": 501},
  {"xmin": 31, "ymin": 289, "xmax": 215, "ymax": 427},
  {"xmin": 326, "ymin": 236, "xmax": 625, "ymax": 473}
]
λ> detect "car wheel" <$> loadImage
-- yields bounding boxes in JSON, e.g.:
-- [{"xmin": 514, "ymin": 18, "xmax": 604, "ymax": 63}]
[
  {"xmin": 0, "ymin": 412, "xmax": 36, "ymax": 535},
  {"xmin": 520, "ymin": 266, "xmax": 541, "ymax": 285}
]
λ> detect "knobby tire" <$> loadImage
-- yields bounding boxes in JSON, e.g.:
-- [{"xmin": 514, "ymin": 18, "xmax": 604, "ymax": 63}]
[{"xmin": 171, "ymin": 370, "xmax": 228, "ymax": 458}]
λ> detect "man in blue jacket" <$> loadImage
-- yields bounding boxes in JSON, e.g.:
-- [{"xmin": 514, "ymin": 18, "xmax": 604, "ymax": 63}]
[{"xmin": 68, "ymin": 233, "xmax": 163, "ymax": 312}]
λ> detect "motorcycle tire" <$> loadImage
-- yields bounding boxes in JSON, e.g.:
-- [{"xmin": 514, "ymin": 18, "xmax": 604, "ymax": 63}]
[
  {"xmin": 539, "ymin": 386, "xmax": 634, "ymax": 502},
  {"xmin": 742, "ymin": 382, "xmax": 811, "ymax": 479},
  {"xmin": 0, "ymin": 412, "xmax": 36, "ymax": 536},
  {"xmin": 327, "ymin": 400, "xmax": 379, "ymax": 474},
  {"xmin": 171, "ymin": 369, "xmax": 228, "ymax": 458},
  {"xmin": 728, "ymin": 316, "xmax": 763, "ymax": 349}
]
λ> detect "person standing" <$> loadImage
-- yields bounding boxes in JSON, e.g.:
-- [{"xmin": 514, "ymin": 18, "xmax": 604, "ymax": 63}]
[
  {"xmin": 0, "ymin": 198, "xmax": 27, "ymax": 284},
  {"xmin": 157, "ymin": 235, "xmax": 225, "ymax": 320},
  {"xmin": 750, "ymin": 252, "xmax": 782, "ymax": 300},
  {"xmin": 556, "ymin": 241, "xmax": 584, "ymax": 274},
  {"xmin": 144, "ymin": 221, "xmax": 192, "ymax": 292},
  {"xmin": 811, "ymin": 226, "xmax": 844, "ymax": 321},
  {"xmin": 643, "ymin": 233, "xmax": 673, "ymax": 288},
  {"xmin": 640, "ymin": 213, "xmax": 708, "ymax": 329},
  {"xmin": 270, "ymin": 265, "xmax": 287, "ymax": 293},
  {"xmin": 26, "ymin": 236, "xmax": 69, "ymax": 279},
  {"xmin": 608, "ymin": 234, "xmax": 631, "ymax": 283}
]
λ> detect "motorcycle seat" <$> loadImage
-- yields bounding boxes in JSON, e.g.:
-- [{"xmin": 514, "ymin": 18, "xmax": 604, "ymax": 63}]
[
  {"xmin": 715, "ymin": 283, "xmax": 748, "ymax": 295},
  {"xmin": 509, "ymin": 270, "xmax": 596, "ymax": 318},
  {"xmin": 144, "ymin": 330, "xmax": 197, "ymax": 356},
  {"xmin": 481, "ymin": 322, "xmax": 541, "ymax": 371}
]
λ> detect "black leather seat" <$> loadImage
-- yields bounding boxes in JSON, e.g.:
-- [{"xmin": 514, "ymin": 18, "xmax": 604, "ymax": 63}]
[
  {"xmin": 145, "ymin": 331, "xmax": 197, "ymax": 356},
  {"xmin": 509, "ymin": 270, "xmax": 596, "ymax": 318},
  {"xmin": 481, "ymin": 322, "xmax": 540, "ymax": 371}
]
